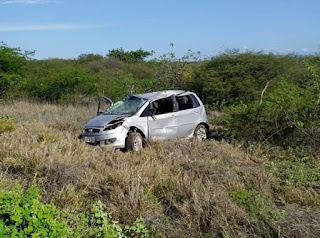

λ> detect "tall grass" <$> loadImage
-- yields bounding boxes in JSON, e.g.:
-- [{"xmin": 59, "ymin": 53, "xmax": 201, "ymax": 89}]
[{"xmin": 0, "ymin": 101, "xmax": 319, "ymax": 237}]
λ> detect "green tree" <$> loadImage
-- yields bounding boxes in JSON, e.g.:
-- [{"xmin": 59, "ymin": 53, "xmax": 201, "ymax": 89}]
[
  {"xmin": 107, "ymin": 48, "xmax": 154, "ymax": 63},
  {"xmin": 152, "ymin": 44, "xmax": 202, "ymax": 90},
  {"xmin": 0, "ymin": 42, "xmax": 34, "ymax": 97}
]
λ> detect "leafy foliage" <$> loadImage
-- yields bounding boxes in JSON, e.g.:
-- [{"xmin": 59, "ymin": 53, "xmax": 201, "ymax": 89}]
[
  {"xmin": 0, "ymin": 184, "xmax": 154, "ymax": 237},
  {"xmin": 0, "ymin": 42, "xmax": 33, "ymax": 73},
  {"xmin": 77, "ymin": 53, "xmax": 104, "ymax": 63},
  {"xmin": 0, "ymin": 184, "xmax": 72, "ymax": 237},
  {"xmin": 195, "ymin": 52, "xmax": 320, "ymax": 149},
  {"xmin": 77, "ymin": 200, "xmax": 153, "ymax": 238},
  {"xmin": 191, "ymin": 50, "xmax": 302, "ymax": 108},
  {"xmin": 153, "ymin": 46, "xmax": 201, "ymax": 90},
  {"xmin": 107, "ymin": 48, "xmax": 154, "ymax": 63},
  {"xmin": 229, "ymin": 189, "xmax": 285, "ymax": 223},
  {"xmin": 0, "ymin": 42, "xmax": 319, "ymax": 149},
  {"xmin": 0, "ymin": 42, "xmax": 33, "ymax": 97},
  {"xmin": 221, "ymin": 76, "xmax": 315, "ymax": 144}
]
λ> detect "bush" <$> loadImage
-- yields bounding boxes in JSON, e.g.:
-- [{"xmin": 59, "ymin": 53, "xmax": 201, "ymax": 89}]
[
  {"xmin": 229, "ymin": 189, "xmax": 285, "ymax": 222},
  {"xmin": 0, "ymin": 184, "xmax": 72, "ymax": 237},
  {"xmin": 0, "ymin": 184, "xmax": 154, "ymax": 237},
  {"xmin": 207, "ymin": 54, "xmax": 320, "ymax": 149},
  {"xmin": 191, "ymin": 50, "xmax": 309, "ymax": 109},
  {"xmin": 23, "ymin": 64, "xmax": 99, "ymax": 102},
  {"xmin": 222, "ymin": 77, "xmax": 311, "ymax": 139},
  {"xmin": 0, "ymin": 115, "xmax": 16, "ymax": 134},
  {"xmin": 0, "ymin": 42, "xmax": 33, "ymax": 97},
  {"xmin": 75, "ymin": 200, "xmax": 153, "ymax": 238}
]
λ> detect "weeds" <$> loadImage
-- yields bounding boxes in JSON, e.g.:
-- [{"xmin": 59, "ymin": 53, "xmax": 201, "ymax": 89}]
[
  {"xmin": 0, "ymin": 115, "xmax": 16, "ymax": 134},
  {"xmin": 0, "ymin": 101, "xmax": 319, "ymax": 237}
]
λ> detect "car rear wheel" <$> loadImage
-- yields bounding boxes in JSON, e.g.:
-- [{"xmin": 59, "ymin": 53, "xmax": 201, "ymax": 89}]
[
  {"xmin": 194, "ymin": 124, "xmax": 208, "ymax": 141},
  {"xmin": 126, "ymin": 132, "xmax": 143, "ymax": 151}
]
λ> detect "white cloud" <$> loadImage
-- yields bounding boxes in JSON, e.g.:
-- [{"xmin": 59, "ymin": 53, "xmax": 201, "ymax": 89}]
[
  {"xmin": 1, "ymin": 0, "xmax": 51, "ymax": 5},
  {"xmin": 242, "ymin": 45, "xmax": 249, "ymax": 50},
  {"xmin": 0, "ymin": 23, "xmax": 110, "ymax": 31},
  {"xmin": 301, "ymin": 48, "xmax": 308, "ymax": 52},
  {"xmin": 277, "ymin": 48, "xmax": 293, "ymax": 53}
]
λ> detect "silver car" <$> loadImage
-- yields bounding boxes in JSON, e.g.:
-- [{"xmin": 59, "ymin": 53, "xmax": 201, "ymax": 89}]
[{"xmin": 81, "ymin": 90, "xmax": 209, "ymax": 151}]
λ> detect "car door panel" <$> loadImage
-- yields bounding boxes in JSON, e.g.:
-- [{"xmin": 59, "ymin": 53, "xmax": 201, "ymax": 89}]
[
  {"xmin": 148, "ymin": 113, "xmax": 177, "ymax": 140},
  {"xmin": 176, "ymin": 108, "xmax": 199, "ymax": 137},
  {"xmin": 175, "ymin": 94, "xmax": 200, "ymax": 138}
]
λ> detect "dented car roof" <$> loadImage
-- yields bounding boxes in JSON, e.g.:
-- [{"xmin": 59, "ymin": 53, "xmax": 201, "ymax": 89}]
[{"xmin": 134, "ymin": 90, "xmax": 185, "ymax": 100}]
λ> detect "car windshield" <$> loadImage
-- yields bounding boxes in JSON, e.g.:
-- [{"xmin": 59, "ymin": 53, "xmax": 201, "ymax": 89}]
[{"xmin": 104, "ymin": 96, "xmax": 147, "ymax": 115}]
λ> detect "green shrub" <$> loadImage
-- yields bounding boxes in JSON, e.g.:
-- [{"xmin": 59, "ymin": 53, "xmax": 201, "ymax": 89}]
[
  {"xmin": 22, "ymin": 66, "xmax": 99, "ymax": 102},
  {"xmin": 191, "ymin": 50, "xmax": 291, "ymax": 108},
  {"xmin": 229, "ymin": 189, "xmax": 285, "ymax": 223},
  {"xmin": 0, "ymin": 184, "xmax": 155, "ymax": 238},
  {"xmin": 76, "ymin": 200, "xmax": 154, "ymax": 238},
  {"xmin": 281, "ymin": 163, "xmax": 320, "ymax": 186},
  {"xmin": 0, "ymin": 115, "xmax": 16, "ymax": 134},
  {"xmin": 218, "ymin": 75, "xmax": 319, "ymax": 148},
  {"xmin": 0, "ymin": 184, "xmax": 72, "ymax": 237}
]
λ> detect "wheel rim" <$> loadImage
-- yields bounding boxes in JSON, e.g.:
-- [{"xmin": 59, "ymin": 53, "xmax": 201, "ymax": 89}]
[
  {"xmin": 133, "ymin": 136, "xmax": 142, "ymax": 151},
  {"xmin": 196, "ymin": 127, "xmax": 207, "ymax": 140}
]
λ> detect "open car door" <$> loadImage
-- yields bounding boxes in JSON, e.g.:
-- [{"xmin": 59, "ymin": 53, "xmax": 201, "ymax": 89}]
[{"xmin": 97, "ymin": 96, "xmax": 113, "ymax": 115}]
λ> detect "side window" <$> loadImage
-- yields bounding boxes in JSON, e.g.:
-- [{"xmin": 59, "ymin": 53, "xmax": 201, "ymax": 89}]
[
  {"xmin": 152, "ymin": 97, "xmax": 174, "ymax": 115},
  {"xmin": 176, "ymin": 95, "xmax": 193, "ymax": 111}
]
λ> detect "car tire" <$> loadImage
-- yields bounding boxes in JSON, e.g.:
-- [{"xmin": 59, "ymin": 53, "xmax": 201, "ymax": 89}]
[
  {"xmin": 126, "ymin": 132, "xmax": 143, "ymax": 151},
  {"xmin": 194, "ymin": 124, "xmax": 208, "ymax": 141}
]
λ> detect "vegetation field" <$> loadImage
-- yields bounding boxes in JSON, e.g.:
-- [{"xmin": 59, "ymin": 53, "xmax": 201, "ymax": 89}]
[
  {"xmin": 0, "ymin": 43, "xmax": 320, "ymax": 237},
  {"xmin": 0, "ymin": 101, "xmax": 319, "ymax": 237}
]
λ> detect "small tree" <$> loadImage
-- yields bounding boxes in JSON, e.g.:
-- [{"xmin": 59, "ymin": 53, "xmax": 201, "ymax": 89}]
[
  {"xmin": 0, "ymin": 42, "xmax": 34, "ymax": 97},
  {"xmin": 107, "ymin": 48, "xmax": 153, "ymax": 63},
  {"xmin": 152, "ymin": 43, "xmax": 201, "ymax": 90},
  {"xmin": 0, "ymin": 42, "xmax": 34, "ymax": 73}
]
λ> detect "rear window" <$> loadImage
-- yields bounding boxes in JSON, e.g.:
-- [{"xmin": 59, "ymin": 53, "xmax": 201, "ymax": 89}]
[
  {"xmin": 190, "ymin": 94, "xmax": 200, "ymax": 107},
  {"xmin": 176, "ymin": 94, "xmax": 200, "ymax": 111}
]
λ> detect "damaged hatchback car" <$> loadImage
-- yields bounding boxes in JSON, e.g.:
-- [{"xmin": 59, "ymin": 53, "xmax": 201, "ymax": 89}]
[{"xmin": 81, "ymin": 90, "xmax": 209, "ymax": 151}]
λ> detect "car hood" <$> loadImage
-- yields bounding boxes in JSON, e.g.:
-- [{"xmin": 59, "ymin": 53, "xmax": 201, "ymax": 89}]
[{"xmin": 85, "ymin": 114, "xmax": 128, "ymax": 128}]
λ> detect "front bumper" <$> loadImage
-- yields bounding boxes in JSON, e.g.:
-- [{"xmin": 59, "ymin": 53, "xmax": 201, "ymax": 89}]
[{"xmin": 81, "ymin": 125, "xmax": 128, "ymax": 148}]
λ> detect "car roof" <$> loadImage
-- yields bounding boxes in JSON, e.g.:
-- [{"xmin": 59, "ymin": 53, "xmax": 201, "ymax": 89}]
[{"xmin": 134, "ymin": 90, "xmax": 187, "ymax": 100}]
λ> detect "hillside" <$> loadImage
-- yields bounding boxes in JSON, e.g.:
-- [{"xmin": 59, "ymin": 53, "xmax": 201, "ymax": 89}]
[{"xmin": 0, "ymin": 101, "xmax": 319, "ymax": 237}]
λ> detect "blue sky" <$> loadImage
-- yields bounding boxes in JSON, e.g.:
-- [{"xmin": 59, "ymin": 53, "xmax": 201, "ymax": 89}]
[{"xmin": 0, "ymin": 0, "xmax": 319, "ymax": 59}]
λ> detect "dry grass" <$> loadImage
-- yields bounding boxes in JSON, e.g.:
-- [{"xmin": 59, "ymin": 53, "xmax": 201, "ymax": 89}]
[{"xmin": 0, "ymin": 101, "xmax": 319, "ymax": 237}]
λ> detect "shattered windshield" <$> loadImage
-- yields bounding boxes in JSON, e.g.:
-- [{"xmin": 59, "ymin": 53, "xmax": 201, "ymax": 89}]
[{"xmin": 105, "ymin": 96, "xmax": 147, "ymax": 115}]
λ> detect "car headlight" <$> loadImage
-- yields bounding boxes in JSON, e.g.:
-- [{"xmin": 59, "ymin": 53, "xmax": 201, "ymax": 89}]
[{"xmin": 103, "ymin": 118, "xmax": 125, "ymax": 131}]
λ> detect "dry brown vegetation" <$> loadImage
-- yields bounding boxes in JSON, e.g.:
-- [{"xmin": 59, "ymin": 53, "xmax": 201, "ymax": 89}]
[{"xmin": 0, "ymin": 101, "xmax": 319, "ymax": 237}]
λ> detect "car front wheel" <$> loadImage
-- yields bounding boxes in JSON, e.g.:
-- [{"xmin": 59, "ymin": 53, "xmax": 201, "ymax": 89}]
[
  {"xmin": 194, "ymin": 124, "xmax": 208, "ymax": 141},
  {"xmin": 126, "ymin": 132, "xmax": 143, "ymax": 151}
]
